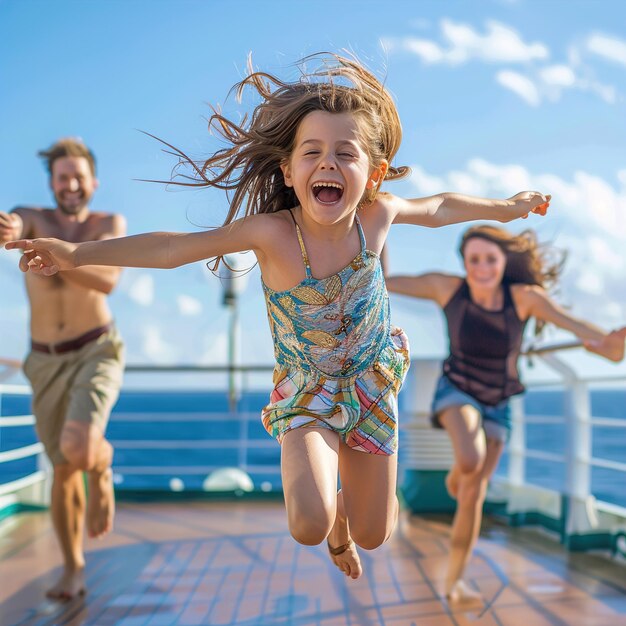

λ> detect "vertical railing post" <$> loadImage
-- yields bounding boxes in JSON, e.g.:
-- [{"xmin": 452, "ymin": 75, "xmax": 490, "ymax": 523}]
[
  {"xmin": 508, "ymin": 395, "xmax": 526, "ymax": 487},
  {"xmin": 228, "ymin": 303, "xmax": 239, "ymax": 412},
  {"xmin": 564, "ymin": 378, "xmax": 594, "ymax": 526},
  {"xmin": 539, "ymin": 353, "xmax": 596, "ymax": 541}
]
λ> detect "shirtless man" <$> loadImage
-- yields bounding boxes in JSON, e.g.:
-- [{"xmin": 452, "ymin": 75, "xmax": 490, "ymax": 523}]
[{"xmin": 0, "ymin": 138, "xmax": 126, "ymax": 600}]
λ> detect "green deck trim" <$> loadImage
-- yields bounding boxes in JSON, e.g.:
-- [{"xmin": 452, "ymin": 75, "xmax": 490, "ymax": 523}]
[
  {"xmin": 114, "ymin": 489, "xmax": 285, "ymax": 502},
  {"xmin": 401, "ymin": 469, "xmax": 456, "ymax": 513},
  {"xmin": 0, "ymin": 502, "xmax": 47, "ymax": 523},
  {"xmin": 565, "ymin": 532, "xmax": 615, "ymax": 552},
  {"xmin": 401, "ymin": 470, "xmax": 623, "ymax": 554}
]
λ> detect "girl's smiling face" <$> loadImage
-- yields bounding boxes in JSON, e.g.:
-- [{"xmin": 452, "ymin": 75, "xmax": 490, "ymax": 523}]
[
  {"xmin": 463, "ymin": 237, "xmax": 507, "ymax": 292},
  {"xmin": 280, "ymin": 110, "xmax": 385, "ymax": 227}
]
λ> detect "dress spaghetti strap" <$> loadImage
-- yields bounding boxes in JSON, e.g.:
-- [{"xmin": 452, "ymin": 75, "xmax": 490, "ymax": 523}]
[{"xmin": 287, "ymin": 209, "xmax": 312, "ymax": 278}]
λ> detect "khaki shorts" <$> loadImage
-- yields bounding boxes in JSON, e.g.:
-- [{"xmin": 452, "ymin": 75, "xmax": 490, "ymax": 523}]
[{"xmin": 23, "ymin": 327, "xmax": 125, "ymax": 465}]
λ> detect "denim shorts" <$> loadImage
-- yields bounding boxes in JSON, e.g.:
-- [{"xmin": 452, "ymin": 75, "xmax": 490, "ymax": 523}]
[{"xmin": 430, "ymin": 375, "xmax": 511, "ymax": 442}]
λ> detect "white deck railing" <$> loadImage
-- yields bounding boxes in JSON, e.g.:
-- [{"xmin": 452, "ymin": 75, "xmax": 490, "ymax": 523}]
[{"xmin": 1, "ymin": 354, "xmax": 625, "ymax": 551}]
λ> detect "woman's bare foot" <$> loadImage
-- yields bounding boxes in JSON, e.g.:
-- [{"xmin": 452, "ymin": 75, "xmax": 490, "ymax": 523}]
[
  {"xmin": 445, "ymin": 465, "xmax": 460, "ymax": 499},
  {"xmin": 445, "ymin": 579, "xmax": 483, "ymax": 605},
  {"xmin": 87, "ymin": 468, "xmax": 115, "ymax": 539},
  {"xmin": 46, "ymin": 567, "xmax": 86, "ymax": 601}
]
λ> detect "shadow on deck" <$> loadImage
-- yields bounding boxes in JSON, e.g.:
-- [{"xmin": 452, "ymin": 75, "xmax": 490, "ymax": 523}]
[{"xmin": 1, "ymin": 500, "xmax": 625, "ymax": 626}]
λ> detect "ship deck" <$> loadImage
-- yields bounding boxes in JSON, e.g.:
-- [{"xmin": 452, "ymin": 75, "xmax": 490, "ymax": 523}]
[{"xmin": 2, "ymin": 500, "xmax": 626, "ymax": 626}]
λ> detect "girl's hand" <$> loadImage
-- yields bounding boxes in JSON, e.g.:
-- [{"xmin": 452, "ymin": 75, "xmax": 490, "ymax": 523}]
[
  {"xmin": 508, "ymin": 191, "xmax": 551, "ymax": 220},
  {"xmin": 0, "ymin": 212, "xmax": 21, "ymax": 244},
  {"xmin": 4, "ymin": 238, "xmax": 79, "ymax": 275},
  {"xmin": 584, "ymin": 327, "xmax": 626, "ymax": 362}
]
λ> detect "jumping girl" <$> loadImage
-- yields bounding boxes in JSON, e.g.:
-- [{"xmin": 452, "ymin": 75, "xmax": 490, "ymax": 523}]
[{"xmin": 6, "ymin": 55, "xmax": 550, "ymax": 580}]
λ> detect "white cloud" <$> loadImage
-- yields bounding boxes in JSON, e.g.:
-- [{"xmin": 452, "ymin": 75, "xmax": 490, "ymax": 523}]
[
  {"xmin": 586, "ymin": 33, "xmax": 626, "ymax": 67},
  {"xmin": 406, "ymin": 159, "xmax": 626, "ymax": 326},
  {"xmin": 199, "ymin": 331, "xmax": 229, "ymax": 365},
  {"xmin": 126, "ymin": 273, "xmax": 154, "ymax": 307},
  {"xmin": 396, "ymin": 19, "xmax": 549, "ymax": 66},
  {"xmin": 444, "ymin": 19, "xmax": 548, "ymax": 63},
  {"xmin": 588, "ymin": 236, "xmax": 625, "ymax": 274},
  {"xmin": 576, "ymin": 268, "xmax": 604, "ymax": 297},
  {"xmin": 496, "ymin": 70, "xmax": 541, "ymax": 106},
  {"xmin": 388, "ymin": 21, "xmax": 618, "ymax": 106},
  {"xmin": 469, "ymin": 159, "xmax": 532, "ymax": 190},
  {"xmin": 406, "ymin": 166, "xmax": 445, "ymax": 196},
  {"xmin": 578, "ymin": 79, "xmax": 617, "ymax": 105},
  {"xmin": 177, "ymin": 294, "xmax": 203, "ymax": 316},
  {"xmin": 405, "ymin": 39, "xmax": 444, "ymax": 64},
  {"xmin": 539, "ymin": 65, "xmax": 576, "ymax": 87},
  {"xmin": 141, "ymin": 324, "xmax": 178, "ymax": 363},
  {"xmin": 497, "ymin": 64, "xmax": 615, "ymax": 106},
  {"xmin": 408, "ymin": 159, "xmax": 626, "ymax": 241}
]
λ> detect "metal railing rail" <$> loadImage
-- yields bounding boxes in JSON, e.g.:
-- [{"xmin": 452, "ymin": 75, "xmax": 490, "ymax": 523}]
[{"xmin": 1, "ymin": 347, "xmax": 625, "ymax": 544}]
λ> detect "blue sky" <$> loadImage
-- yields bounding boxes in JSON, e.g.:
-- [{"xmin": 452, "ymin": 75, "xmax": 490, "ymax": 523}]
[{"xmin": 1, "ymin": 0, "xmax": 625, "ymax": 381}]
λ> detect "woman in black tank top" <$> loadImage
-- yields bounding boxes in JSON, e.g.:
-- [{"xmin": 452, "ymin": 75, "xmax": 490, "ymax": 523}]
[{"xmin": 385, "ymin": 224, "xmax": 626, "ymax": 604}]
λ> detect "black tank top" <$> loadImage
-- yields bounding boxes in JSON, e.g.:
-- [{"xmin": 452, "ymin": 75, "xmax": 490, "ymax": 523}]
[{"xmin": 442, "ymin": 280, "xmax": 527, "ymax": 406}]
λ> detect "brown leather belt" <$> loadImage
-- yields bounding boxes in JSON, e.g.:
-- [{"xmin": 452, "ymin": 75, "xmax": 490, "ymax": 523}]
[{"xmin": 31, "ymin": 323, "xmax": 113, "ymax": 355}]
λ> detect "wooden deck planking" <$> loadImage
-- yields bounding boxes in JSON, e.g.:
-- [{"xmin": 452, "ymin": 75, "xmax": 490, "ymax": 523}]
[{"xmin": 1, "ymin": 501, "xmax": 625, "ymax": 626}]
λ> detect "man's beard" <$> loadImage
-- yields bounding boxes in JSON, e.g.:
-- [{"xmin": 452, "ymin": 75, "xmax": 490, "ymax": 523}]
[{"xmin": 55, "ymin": 191, "xmax": 90, "ymax": 215}]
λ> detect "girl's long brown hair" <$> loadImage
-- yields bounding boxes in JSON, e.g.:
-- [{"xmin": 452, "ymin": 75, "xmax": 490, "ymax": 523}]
[
  {"xmin": 154, "ymin": 53, "xmax": 409, "ymax": 227},
  {"xmin": 460, "ymin": 225, "xmax": 566, "ymax": 334}
]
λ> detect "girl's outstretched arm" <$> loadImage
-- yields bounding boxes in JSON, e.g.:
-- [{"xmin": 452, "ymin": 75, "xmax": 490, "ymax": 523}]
[
  {"xmin": 385, "ymin": 191, "xmax": 550, "ymax": 227},
  {"xmin": 4, "ymin": 215, "xmax": 263, "ymax": 276},
  {"xmin": 520, "ymin": 285, "xmax": 626, "ymax": 362}
]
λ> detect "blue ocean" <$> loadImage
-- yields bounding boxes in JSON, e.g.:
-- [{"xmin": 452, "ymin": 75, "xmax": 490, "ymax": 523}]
[{"xmin": 1, "ymin": 388, "xmax": 625, "ymax": 508}]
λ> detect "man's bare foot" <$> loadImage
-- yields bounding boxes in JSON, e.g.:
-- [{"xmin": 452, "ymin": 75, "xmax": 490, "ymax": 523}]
[
  {"xmin": 445, "ymin": 579, "xmax": 483, "ymax": 605},
  {"xmin": 327, "ymin": 519, "xmax": 362, "ymax": 579},
  {"xmin": 445, "ymin": 465, "xmax": 460, "ymax": 499},
  {"xmin": 87, "ymin": 467, "xmax": 115, "ymax": 539},
  {"xmin": 46, "ymin": 567, "xmax": 86, "ymax": 601}
]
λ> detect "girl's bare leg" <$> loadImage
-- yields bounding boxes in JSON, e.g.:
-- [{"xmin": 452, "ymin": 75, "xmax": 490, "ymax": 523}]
[
  {"xmin": 326, "ymin": 488, "xmax": 362, "ymax": 579},
  {"xmin": 329, "ymin": 441, "xmax": 398, "ymax": 579},
  {"xmin": 280, "ymin": 427, "xmax": 340, "ymax": 546},
  {"xmin": 280, "ymin": 427, "xmax": 399, "ymax": 580}
]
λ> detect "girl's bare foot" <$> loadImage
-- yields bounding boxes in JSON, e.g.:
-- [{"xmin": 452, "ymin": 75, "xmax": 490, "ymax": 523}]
[
  {"xmin": 87, "ymin": 467, "xmax": 115, "ymax": 538},
  {"xmin": 327, "ymin": 536, "xmax": 362, "ymax": 579},
  {"xmin": 46, "ymin": 567, "xmax": 86, "ymax": 601},
  {"xmin": 327, "ymin": 501, "xmax": 362, "ymax": 579},
  {"xmin": 445, "ymin": 579, "xmax": 483, "ymax": 605},
  {"xmin": 445, "ymin": 465, "xmax": 460, "ymax": 499}
]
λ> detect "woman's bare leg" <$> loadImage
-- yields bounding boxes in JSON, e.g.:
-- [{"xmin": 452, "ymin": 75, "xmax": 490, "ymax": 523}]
[
  {"xmin": 443, "ymin": 424, "xmax": 505, "ymax": 603},
  {"xmin": 439, "ymin": 404, "xmax": 486, "ymax": 501}
]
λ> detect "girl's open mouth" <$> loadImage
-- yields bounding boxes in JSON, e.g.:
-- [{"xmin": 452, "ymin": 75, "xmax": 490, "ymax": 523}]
[{"xmin": 312, "ymin": 181, "xmax": 344, "ymax": 205}]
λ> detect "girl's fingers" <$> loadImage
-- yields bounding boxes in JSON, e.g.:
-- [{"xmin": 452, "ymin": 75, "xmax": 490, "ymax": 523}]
[
  {"xmin": 532, "ymin": 201, "xmax": 550, "ymax": 216},
  {"xmin": 18, "ymin": 252, "xmax": 35, "ymax": 272},
  {"xmin": 4, "ymin": 239, "xmax": 31, "ymax": 251}
]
